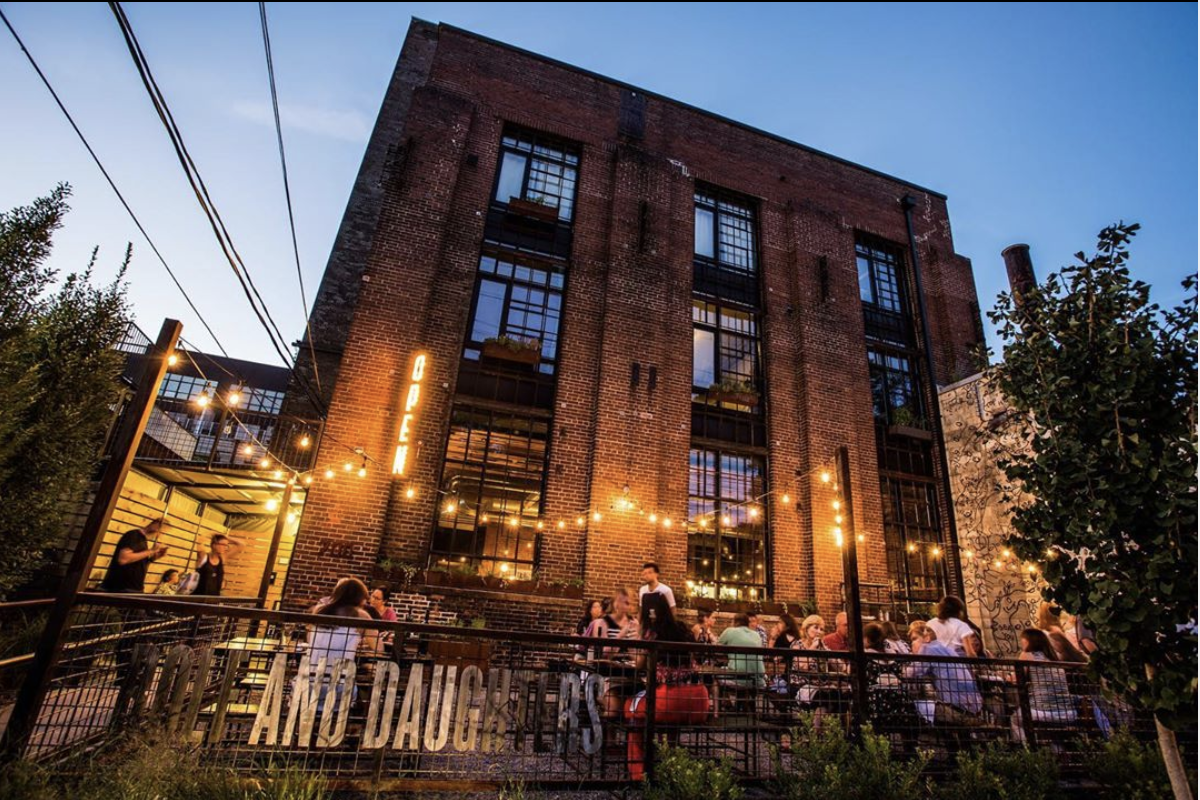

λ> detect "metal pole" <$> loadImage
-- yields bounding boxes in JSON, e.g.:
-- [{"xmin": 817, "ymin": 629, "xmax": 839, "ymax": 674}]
[
  {"xmin": 256, "ymin": 479, "xmax": 294, "ymax": 608},
  {"xmin": 837, "ymin": 446, "xmax": 869, "ymax": 739},
  {"xmin": 900, "ymin": 195, "xmax": 964, "ymax": 599},
  {"xmin": 0, "ymin": 319, "xmax": 181, "ymax": 760}
]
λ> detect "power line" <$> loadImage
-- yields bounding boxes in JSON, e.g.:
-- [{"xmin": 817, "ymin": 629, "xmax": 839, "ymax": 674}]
[
  {"xmin": 258, "ymin": 1, "xmax": 322, "ymax": 396},
  {"xmin": 107, "ymin": 2, "xmax": 328, "ymax": 417},
  {"xmin": 0, "ymin": 6, "xmax": 230, "ymax": 357}
]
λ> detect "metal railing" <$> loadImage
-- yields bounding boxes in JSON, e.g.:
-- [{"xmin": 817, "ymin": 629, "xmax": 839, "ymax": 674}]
[{"xmin": 2, "ymin": 595, "xmax": 1175, "ymax": 791}]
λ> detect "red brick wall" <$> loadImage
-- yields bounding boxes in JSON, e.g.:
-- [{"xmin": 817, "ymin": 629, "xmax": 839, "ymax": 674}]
[{"xmin": 283, "ymin": 24, "xmax": 982, "ymax": 624}]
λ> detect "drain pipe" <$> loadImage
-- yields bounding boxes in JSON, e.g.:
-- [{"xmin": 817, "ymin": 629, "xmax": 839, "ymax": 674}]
[{"xmin": 900, "ymin": 195, "xmax": 964, "ymax": 598}]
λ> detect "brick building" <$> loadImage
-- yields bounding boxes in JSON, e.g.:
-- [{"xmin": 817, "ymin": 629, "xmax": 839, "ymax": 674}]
[{"xmin": 280, "ymin": 20, "xmax": 983, "ymax": 630}]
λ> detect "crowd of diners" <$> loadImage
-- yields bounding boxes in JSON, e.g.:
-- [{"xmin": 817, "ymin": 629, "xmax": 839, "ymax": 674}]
[{"xmin": 295, "ymin": 565, "xmax": 1104, "ymax": 777}]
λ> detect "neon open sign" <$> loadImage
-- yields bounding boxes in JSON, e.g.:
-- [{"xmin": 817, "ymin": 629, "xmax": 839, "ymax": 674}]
[{"xmin": 392, "ymin": 353, "xmax": 427, "ymax": 476}]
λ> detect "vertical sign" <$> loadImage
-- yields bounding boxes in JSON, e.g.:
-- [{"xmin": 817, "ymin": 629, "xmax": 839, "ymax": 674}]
[{"xmin": 392, "ymin": 353, "xmax": 427, "ymax": 476}]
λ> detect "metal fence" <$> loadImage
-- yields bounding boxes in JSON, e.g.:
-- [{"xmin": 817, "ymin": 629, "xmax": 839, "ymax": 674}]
[{"xmin": 2, "ymin": 594, "xmax": 1172, "ymax": 792}]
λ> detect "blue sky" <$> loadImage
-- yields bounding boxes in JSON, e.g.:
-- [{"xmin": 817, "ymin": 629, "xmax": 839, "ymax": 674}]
[{"xmin": 1, "ymin": 3, "xmax": 1195, "ymax": 366}]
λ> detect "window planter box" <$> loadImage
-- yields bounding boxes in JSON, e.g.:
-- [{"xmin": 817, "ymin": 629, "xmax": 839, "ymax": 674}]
[
  {"xmin": 708, "ymin": 390, "xmax": 760, "ymax": 408},
  {"xmin": 887, "ymin": 424, "xmax": 934, "ymax": 441},
  {"xmin": 506, "ymin": 196, "xmax": 560, "ymax": 223},
  {"xmin": 481, "ymin": 339, "xmax": 542, "ymax": 366},
  {"xmin": 371, "ymin": 565, "xmax": 426, "ymax": 588}
]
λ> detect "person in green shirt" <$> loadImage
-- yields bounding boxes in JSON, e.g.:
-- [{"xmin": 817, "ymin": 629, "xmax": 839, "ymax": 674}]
[{"xmin": 717, "ymin": 612, "xmax": 765, "ymax": 686}]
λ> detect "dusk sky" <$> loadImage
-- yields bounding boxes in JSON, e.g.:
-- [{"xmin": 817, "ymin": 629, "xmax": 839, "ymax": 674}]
[{"xmin": 2, "ymin": 3, "xmax": 1195, "ymax": 366}]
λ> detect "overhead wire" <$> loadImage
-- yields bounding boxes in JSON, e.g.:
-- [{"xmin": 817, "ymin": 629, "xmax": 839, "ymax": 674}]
[
  {"xmin": 258, "ymin": 1, "xmax": 322, "ymax": 396},
  {"xmin": 107, "ymin": 1, "xmax": 328, "ymax": 417},
  {"xmin": 0, "ymin": 6, "xmax": 229, "ymax": 357}
]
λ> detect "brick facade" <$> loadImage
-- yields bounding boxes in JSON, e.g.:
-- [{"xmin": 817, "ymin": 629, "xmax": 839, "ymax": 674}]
[{"xmin": 282, "ymin": 21, "xmax": 983, "ymax": 633}]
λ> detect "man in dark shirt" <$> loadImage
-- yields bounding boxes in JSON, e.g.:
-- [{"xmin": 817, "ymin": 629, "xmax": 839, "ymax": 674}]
[{"xmin": 100, "ymin": 518, "xmax": 168, "ymax": 593}]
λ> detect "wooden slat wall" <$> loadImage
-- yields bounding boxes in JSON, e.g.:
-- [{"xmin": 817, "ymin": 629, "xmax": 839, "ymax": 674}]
[{"xmin": 222, "ymin": 516, "xmax": 298, "ymax": 608}]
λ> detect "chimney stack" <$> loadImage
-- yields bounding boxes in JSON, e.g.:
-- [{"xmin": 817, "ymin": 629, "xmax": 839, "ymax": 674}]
[{"xmin": 1001, "ymin": 243, "xmax": 1036, "ymax": 304}]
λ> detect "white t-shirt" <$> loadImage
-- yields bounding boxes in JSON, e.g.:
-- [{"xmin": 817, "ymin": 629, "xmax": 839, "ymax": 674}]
[
  {"xmin": 926, "ymin": 616, "xmax": 974, "ymax": 656},
  {"xmin": 638, "ymin": 582, "xmax": 676, "ymax": 609}
]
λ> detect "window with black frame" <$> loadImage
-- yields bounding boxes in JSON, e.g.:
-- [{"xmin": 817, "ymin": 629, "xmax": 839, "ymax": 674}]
[
  {"xmin": 694, "ymin": 188, "xmax": 758, "ymax": 304},
  {"xmin": 868, "ymin": 348, "xmax": 924, "ymax": 427},
  {"xmin": 463, "ymin": 253, "xmax": 564, "ymax": 375},
  {"xmin": 430, "ymin": 407, "xmax": 548, "ymax": 579},
  {"xmin": 881, "ymin": 477, "xmax": 946, "ymax": 607},
  {"xmin": 492, "ymin": 130, "xmax": 579, "ymax": 223},
  {"xmin": 857, "ymin": 239, "xmax": 915, "ymax": 347},
  {"xmin": 692, "ymin": 299, "xmax": 761, "ymax": 411},
  {"xmin": 686, "ymin": 448, "xmax": 768, "ymax": 601}
]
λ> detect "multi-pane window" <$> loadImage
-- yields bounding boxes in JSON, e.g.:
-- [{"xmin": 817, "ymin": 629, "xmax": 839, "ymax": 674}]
[
  {"xmin": 493, "ymin": 130, "xmax": 580, "ymax": 223},
  {"xmin": 431, "ymin": 408, "xmax": 548, "ymax": 579},
  {"xmin": 881, "ymin": 477, "xmax": 946, "ymax": 608},
  {"xmin": 868, "ymin": 349, "xmax": 923, "ymax": 424},
  {"xmin": 465, "ymin": 254, "xmax": 564, "ymax": 374},
  {"xmin": 857, "ymin": 241, "xmax": 903, "ymax": 312},
  {"xmin": 686, "ymin": 448, "xmax": 768, "ymax": 601},
  {"xmin": 243, "ymin": 388, "xmax": 284, "ymax": 415},
  {"xmin": 159, "ymin": 373, "xmax": 207, "ymax": 402},
  {"xmin": 692, "ymin": 300, "xmax": 760, "ymax": 409},
  {"xmin": 694, "ymin": 189, "xmax": 756, "ymax": 274}
]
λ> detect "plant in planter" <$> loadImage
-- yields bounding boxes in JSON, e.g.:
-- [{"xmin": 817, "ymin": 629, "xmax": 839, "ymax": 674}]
[
  {"xmin": 887, "ymin": 405, "xmax": 933, "ymax": 439},
  {"xmin": 506, "ymin": 194, "xmax": 560, "ymax": 222},
  {"xmin": 707, "ymin": 377, "xmax": 761, "ymax": 407},
  {"xmin": 481, "ymin": 335, "xmax": 542, "ymax": 366}
]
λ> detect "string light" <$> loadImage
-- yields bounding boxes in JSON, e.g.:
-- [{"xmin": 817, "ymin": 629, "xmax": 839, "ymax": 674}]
[
  {"xmin": 820, "ymin": 471, "xmax": 832, "ymax": 483},
  {"xmin": 445, "ymin": 501, "xmax": 458, "ymax": 513},
  {"xmin": 722, "ymin": 514, "xmax": 731, "ymax": 526},
  {"xmin": 781, "ymin": 493, "xmax": 790, "ymax": 505},
  {"xmin": 405, "ymin": 486, "xmax": 416, "ymax": 499},
  {"xmin": 576, "ymin": 516, "xmax": 585, "ymax": 527},
  {"xmin": 299, "ymin": 434, "xmax": 311, "ymax": 448},
  {"xmin": 260, "ymin": 458, "xmax": 271, "ymax": 468},
  {"xmin": 648, "ymin": 513, "xmax": 658, "ymax": 524},
  {"xmin": 931, "ymin": 546, "xmax": 942, "ymax": 558},
  {"xmin": 343, "ymin": 462, "xmax": 353, "ymax": 472},
  {"xmin": 1001, "ymin": 548, "xmax": 1012, "ymax": 559},
  {"xmin": 227, "ymin": 390, "xmax": 241, "ymax": 406},
  {"xmin": 832, "ymin": 500, "xmax": 841, "ymax": 511},
  {"xmin": 508, "ymin": 517, "xmax": 519, "ymax": 528},
  {"xmin": 592, "ymin": 511, "xmax": 602, "ymax": 523},
  {"xmin": 536, "ymin": 521, "xmax": 544, "ymax": 530},
  {"xmin": 856, "ymin": 534, "xmax": 864, "ymax": 542},
  {"xmin": 662, "ymin": 517, "xmax": 672, "ymax": 528},
  {"xmin": 272, "ymin": 470, "xmax": 283, "ymax": 480},
  {"xmin": 240, "ymin": 443, "xmax": 253, "ymax": 456},
  {"xmin": 480, "ymin": 514, "xmax": 490, "ymax": 524},
  {"xmin": 748, "ymin": 507, "xmax": 759, "ymax": 519},
  {"xmin": 907, "ymin": 543, "xmax": 917, "ymax": 553},
  {"xmin": 965, "ymin": 550, "xmax": 975, "ymax": 560},
  {"xmin": 167, "ymin": 353, "xmax": 179, "ymax": 367},
  {"xmin": 194, "ymin": 393, "xmax": 210, "ymax": 408},
  {"xmin": 699, "ymin": 518, "xmax": 708, "ymax": 528},
  {"xmin": 265, "ymin": 498, "xmax": 279, "ymax": 512},
  {"xmin": 557, "ymin": 520, "xmax": 565, "ymax": 530},
  {"xmin": 324, "ymin": 468, "xmax": 334, "ymax": 480},
  {"xmin": 993, "ymin": 560, "xmax": 1003, "ymax": 569},
  {"xmin": 286, "ymin": 512, "xmax": 296, "ymax": 524},
  {"xmin": 303, "ymin": 475, "xmax": 313, "ymax": 485}
]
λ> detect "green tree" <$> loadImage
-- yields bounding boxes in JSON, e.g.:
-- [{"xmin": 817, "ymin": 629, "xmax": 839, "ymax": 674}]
[
  {"xmin": 988, "ymin": 223, "xmax": 1197, "ymax": 800},
  {"xmin": 0, "ymin": 185, "xmax": 131, "ymax": 598}
]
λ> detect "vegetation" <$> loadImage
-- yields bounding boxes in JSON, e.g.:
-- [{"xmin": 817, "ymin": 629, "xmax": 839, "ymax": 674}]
[
  {"xmin": 1084, "ymin": 728, "xmax": 1193, "ymax": 800},
  {"xmin": 772, "ymin": 714, "xmax": 929, "ymax": 800},
  {"xmin": 987, "ymin": 223, "xmax": 1196, "ymax": 797},
  {"xmin": 644, "ymin": 744, "xmax": 743, "ymax": 800},
  {"xmin": 936, "ymin": 743, "xmax": 1059, "ymax": 800},
  {"xmin": 482, "ymin": 334, "xmax": 541, "ymax": 353},
  {"xmin": 0, "ymin": 185, "xmax": 131, "ymax": 598}
]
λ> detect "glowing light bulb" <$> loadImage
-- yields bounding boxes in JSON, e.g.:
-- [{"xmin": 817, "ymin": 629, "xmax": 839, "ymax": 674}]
[
  {"xmin": 832, "ymin": 500, "xmax": 841, "ymax": 511},
  {"xmin": 260, "ymin": 458, "xmax": 271, "ymax": 468},
  {"xmin": 536, "ymin": 521, "xmax": 544, "ymax": 530},
  {"xmin": 781, "ymin": 494, "xmax": 790, "ymax": 505},
  {"xmin": 993, "ymin": 560, "xmax": 1003, "ymax": 569},
  {"xmin": 820, "ymin": 471, "xmax": 832, "ymax": 483},
  {"xmin": 445, "ymin": 501, "xmax": 458, "ymax": 514},
  {"xmin": 227, "ymin": 391, "xmax": 241, "ymax": 406},
  {"xmin": 835, "ymin": 515, "xmax": 843, "ymax": 524},
  {"xmin": 303, "ymin": 476, "xmax": 313, "ymax": 485},
  {"xmin": 748, "ymin": 507, "xmax": 759, "ymax": 519},
  {"xmin": 965, "ymin": 550, "xmax": 974, "ymax": 560},
  {"xmin": 592, "ymin": 512, "xmax": 602, "ymax": 522},
  {"xmin": 1002, "ymin": 548, "xmax": 1012, "ymax": 559},
  {"xmin": 195, "ymin": 394, "xmax": 210, "ymax": 408},
  {"xmin": 699, "ymin": 518, "xmax": 708, "ymax": 528},
  {"xmin": 299, "ymin": 435, "xmax": 311, "ymax": 448},
  {"xmin": 576, "ymin": 516, "xmax": 585, "ymax": 526},
  {"xmin": 272, "ymin": 470, "xmax": 282, "ymax": 480},
  {"xmin": 1046, "ymin": 549, "xmax": 1056, "ymax": 559},
  {"xmin": 857, "ymin": 534, "xmax": 864, "ymax": 542},
  {"xmin": 931, "ymin": 546, "xmax": 941, "ymax": 557},
  {"xmin": 481, "ymin": 514, "xmax": 489, "ymax": 523},
  {"xmin": 508, "ymin": 517, "xmax": 519, "ymax": 528},
  {"xmin": 907, "ymin": 543, "xmax": 917, "ymax": 553},
  {"xmin": 167, "ymin": 353, "xmax": 179, "ymax": 367},
  {"xmin": 265, "ymin": 498, "xmax": 279, "ymax": 512},
  {"xmin": 286, "ymin": 512, "xmax": 296, "ymax": 524},
  {"xmin": 663, "ymin": 518, "xmax": 672, "ymax": 528},
  {"xmin": 722, "ymin": 515, "xmax": 731, "ymax": 526},
  {"xmin": 324, "ymin": 469, "xmax": 334, "ymax": 479},
  {"xmin": 343, "ymin": 462, "xmax": 353, "ymax": 472},
  {"xmin": 500, "ymin": 563, "xmax": 510, "ymax": 573},
  {"xmin": 358, "ymin": 467, "xmax": 367, "ymax": 478},
  {"xmin": 405, "ymin": 486, "xmax": 416, "ymax": 499},
  {"xmin": 648, "ymin": 513, "xmax": 658, "ymax": 524},
  {"xmin": 1027, "ymin": 564, "xmax": 1037, "ymax": 574},
  {"xmin": 557, "ymin": 520, "xmax": 565, "ymax": 529}
]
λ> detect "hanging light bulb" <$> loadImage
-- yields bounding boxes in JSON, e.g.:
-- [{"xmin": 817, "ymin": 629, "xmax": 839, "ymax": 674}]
[
  {"xmin": 536, "ymin": 520, "xmax": 544, "ymax": 530},
  {"xmin": 857, "ymin": 534, "xmax": 864, "ymax": 543},
  {"xmin": 576, "ymin": 516, "xmax": 585, "ymax": 526},
  {"xmin": 195, "ymin": 393, "xmax": 210, "ymax": 408},
  {"xmin": 241, "ymin": 443, "xmax": 253, "ymax": 456},
  {"xmin": 265, "ymin": 498, "xmax": 279, "ymax": 512},
  {"xmin": 405, "ymin": 486, "xmax": 416, "ymax": 499},
  {"xmin": 835, "ymin": 514, "xmax": 843, "ymax": 525},
  {"xmin": 357, "ymin": 465, "xmax": 367, "ymax": 478},
  {"xmin": 722, "ymin": 514, "xmax": 731, "ymax": 526},
  {"xmin": 557, "ymin": 520, "xmax": 565, "ymax": 530},
  {"xmin": 299, "ymin": 434, "xmax": 311, "ymax": 448},
  {"xmin": 748, "ymin": 507, "xmax": 759, "ymax": 519},
  {"xmin": 832, "ymin": 500, "xmax": 841, "ymax": 511},
  {"xmin": 781, "ymin": 493, "xmax": 790, "ymax": 505},
  {"xmin": 343, "ymin": 462, "xmax": 353, "ymax": 472},
  {"xmin": 324, "ymin": 468, "xmax": 335, "ymax": 480},
  {"xmin": 592, "ymin": 511, "xmax": 602, "ymax": 523},
  {"xmin": 663, "ymin": 517, "xmax": 672, "ymax": 528},
  {"xmin": 648, "ymin": 513, "xmax": 658, "ymax": 524},
  {"xmin": 260, "ymin": 458, "xmax": 271, "ymax": 469},
  {"xmin": 286, "ymin": 512, "xmax": 296, "ymax": 524},
  {"xmin": 227, "ymin": 390, "xmax": 241, "ymax": 406},
  {"xmin": 272, "ymin": 470, "xmax": 283, "ymax": 480},
  {"xmin": 820, "ymin": 471, "xmax": 832, "ymax": 483},
  {"xmin": 698, "ymin": 517, "xmax": 708, "ymax": 528},
  {"xmin": 931, "ymin": 546, "xmax": 942, "ymax": 558},
  {"xmin": 445, "ymin": 501, "xmax": 458, "ymax": 514},
  {"xmin": 167, "ymin": 353, "xmax": 179, "ymax": 367},
  {"xmin": 303, "ymin": 475, "xmax": 313, "ymax": 485}
]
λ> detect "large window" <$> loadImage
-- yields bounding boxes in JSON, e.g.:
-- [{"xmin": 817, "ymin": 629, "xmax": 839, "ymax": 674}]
[
  {"xmin": 692, "ymin": 299, "xmax": 760, "ymax": 410},
  {"xmin": 868, "ymin": 348, "xmax": 923, "ymax": 425},
  {"xmin": 686, "ymin": 448, "xmax": 768, "ymax": 601},
  {"xmin": 430, "ymin": 408, "xmax": 548, "ymax": 579},
  {"xmin": 694, "ymin": 189, "xmax": 757, "ymax": 274},
  {"xmin": 881, "ymin": 477, "xmax": 946, "ymax": 608},
  {"xmin": 159, "ymin": 373, "xmax": 207, "ymax": 402},
  {"xmin": 464, "ymin": 254, "xmax": 564, "ymax": 374},
  {"xmin": 493, "ymin": 130, "xmax": 579, "ymax": 223},
  {"xmin": 856, "ymin": 241, "xmax": 903, "ymax": 312}
]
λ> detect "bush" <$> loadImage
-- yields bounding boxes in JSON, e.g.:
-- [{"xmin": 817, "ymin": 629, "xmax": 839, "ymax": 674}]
[
  {"xmin": 644, "ymin": 744, "xmax": 743, "ymax": 800},
  {"xmin": 0, "ymin": 759, "xmax": 60, "ymax": 800},
  {"xmin": 1083, "ymin": 728, "xmax": 1177, "ymax": 800},
  {"xmin": 937, "ymin": 743, "xmax": 1058, "ymax": 800},
  {"xmin": 772, "ymin": 713, "xmax": 930, "ymax": 800}
]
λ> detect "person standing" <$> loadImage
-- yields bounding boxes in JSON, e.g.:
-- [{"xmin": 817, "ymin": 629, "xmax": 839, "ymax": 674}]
[
  {"xmin": 638, "ymin": 562, "xmax": 676, "ymax": 609},
  {"xmin": 100, "ymin": 517, "xmax": 168, "ymax": 593},
  {"xmin": 193, "ymin": 534, "xmax": 242, "ymax": 596}
]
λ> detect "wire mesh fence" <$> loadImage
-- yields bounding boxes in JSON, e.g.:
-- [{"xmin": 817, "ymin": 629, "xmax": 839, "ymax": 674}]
[{"xmin": 2, "ymin": 594, "xmax": 1179, "ymax": 792}]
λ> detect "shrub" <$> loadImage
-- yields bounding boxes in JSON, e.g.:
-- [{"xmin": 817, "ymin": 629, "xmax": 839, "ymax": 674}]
[
  {"xmin": 1083, "ymin": 728, "xmax": 1178, "ymax": 800},
  {"xmin": 772, "ymin": 713, "xmax": 929, "ymax": 800},
  {"xmin": 644, "ymin": 744, "xmax": 743, "ymax": 800},
  {"xmin": 937, "ymin": 743, "xmax": 1058, "ymax": 800}
]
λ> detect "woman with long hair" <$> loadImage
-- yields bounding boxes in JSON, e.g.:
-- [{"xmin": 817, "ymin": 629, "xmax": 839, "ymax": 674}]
[
  {"xmin": 306, "ymin": 578, "xmax": 373, "ymax": 709},
  {"xmin": 624, "ymin": 592, "xmax": 708, "ymax": 780}
]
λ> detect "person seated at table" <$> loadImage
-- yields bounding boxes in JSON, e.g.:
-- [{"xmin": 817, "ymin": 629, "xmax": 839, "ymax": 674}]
[
  {"xmin": 590, "ymin": 589, "xmax": 640, "ymax": 716},
  {"xmin": 305, "ymin": 578, "xmax": 373, "ymax": 712},
  {"xmin": 576, "ymin": 599, "xmax": 604, "ymax": 635},
  {"xmin": 862, "ymin": 622, "xmax": 911, "ymax": 728},
  {"xmin": 822, "ymin": 612, "xmax": 851, "ymax": 651},
  {"xmin": 881, "ymin": 620, "xmax": 911, "ymax": 654},
  {"xmin": 1035, "ymin": 602, "xmax": 1088, "ymax": 663},
  {"xmin": 905, "ymin": 620, "xmax": 983, "ymax": 726},
  {"xmin": 592, "ymin": 589, "xmax": 639, "ymax": 653},
  {"xmin": 1016, "ymin": 628, "xmax": 1078, "ymax": 723},
  {"xmin": 772, "ymin": 614, "xmax": 803, "ymax": 649},
  {"xmin": 625, "ymin": 593, "xmax": 708, "ymax": 781},
  {"xmin": 691, "ymin": 608, "xmax": 716, "ymax": 644},
  {"xmin": 927, "ymin": 596, "xmax": 979, "ymax": 657},
  {"xmin": 717, "ymin": 613, "xmax": 765, "ymax": 687},
  {"xmin": 748, "ymin": 612, "xmax": 769, "ymax": 647}
]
